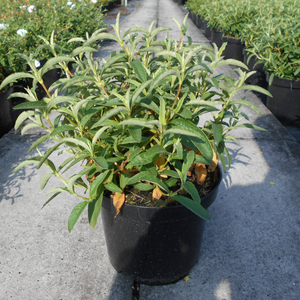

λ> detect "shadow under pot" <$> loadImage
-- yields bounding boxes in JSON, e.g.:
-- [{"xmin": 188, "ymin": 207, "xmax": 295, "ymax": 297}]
[
  {"xmin": 203, "ymin": 21, "xmax": 212, "ymax": 40},
  {"xmin": 101, "ymin": 166, "xmax": 222, "ymax": 286},
  {"xmin": 211, "ymin": 28, "xmax": 223, "ymax": 49},
  {"xmin": 243, "ymin": 50, "xmax": 267, "ymax": 88},
  {"xmin": 267, "ymin": 74, "xmax": 300, "ymax": 126},
  {"xmin": 221, "ymin": 37, "xmax": 244, "ymax": 62}
]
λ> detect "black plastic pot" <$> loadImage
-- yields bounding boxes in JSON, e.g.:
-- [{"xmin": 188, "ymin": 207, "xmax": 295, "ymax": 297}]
[
  {"xmin": 243, "ymin": 50, "xmax": 266, "ymax": 87},
  {"xmin": 267, "ymin": 75, "xmax": 300, "ymax": 126},
  {"xmin": 191, "ymin": 12, "xmax": 196, "ymax": 24},
  {"xmin": 203, "ymin": 21, "xmax": 212, "ymax": 40},
  {"xmin": 0, "ymin": 88, "xmax": 14, "ymax": 138},
  {"xmin": 101, "ymin": 166, "xmax": 222, "ymax": 285},
  {"xmin": 222, "ymin": 37, "xmax": 244, "ymax": 62},
  {"xmin": 211, "ymin": 28, "xmax": 223, "ymax": 49},
  {"xmin": 195, "ymin": 15, "xmax": 204, "ymax": 30}
]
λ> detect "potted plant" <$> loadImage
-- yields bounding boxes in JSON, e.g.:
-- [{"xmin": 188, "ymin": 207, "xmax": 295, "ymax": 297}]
[{"xmin": 0, "ymin": 14, "xmax": 271, "ymax": 284}]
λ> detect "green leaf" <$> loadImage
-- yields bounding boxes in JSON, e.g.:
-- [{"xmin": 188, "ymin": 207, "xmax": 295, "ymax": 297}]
[
  {"xmin": 133, "ymin": 182, "xmax": 155, "ymax": 191},
  {"xmin": 27, "ymin": 134, "xmax": 50, "ymax": 153},
  {"xmin": 182, "ymin": 151, "xmax": 194, "ymax": 183},
  {"xmin": 88, "ymin": 187, "xmax": 104, "ymax": 229},
  {"xmin": 9, "ymin": 92, "xmax": 36, "ymax": 103},
  {"xmin": 165, "ymin": 119, "xmax": 213, "ymax": 160},
  {"xmin": 40, "ymin": 173, "xmax": 53, "ymax": 190},
  {"xmin": 47, "ymin": 96, "xmax": 78, "ymax": 111},
  {"xmin": 41, "ymin": 192, "xmax": 61, "ymax": 209},
  {"xmin": 128, "ymin": 126, "xmax": 142, "ymax": 143},
  {"xmin": 14, "ymin": 111, "xmax": 35, "ymax": 130},
  {"xmin": 50, "ymin": 125, "xmax": 75, "ymax": 137},
  {"xmin": 183, "ymin": 181, "xmax": 201, "ymax": 204},
  {"xmin": 131, "ymin": 59, "xmax": 147, "ymax": 82},
  {"xmin": 126, "ymin": 171, "xmax": 149, "ymax": 186},
  {"xmin": 172, "ymin": 195, "xmax": 211, "ymax": 220},
  {"xmin": 21, "ymin": 123, "xmax": 40, "ymax": 135},
  {"xmin": 90, "ymin": 170, "xmax": 110, "ymax": 198},
  {"xmin": 149, "ymin": 69, "xmax": 181, "ymax": 92},
  {"xmin": 93, "ymin": 157, "xmax": 108, "ymax": 169},
  {"xmin": 230, "ymin": 100, "xmax": 262, "ymax": 116},
  {"xmin": 139, "ymin": 174, "xmax": 170, "ymax": 193},
  {"xmin": 91, "ymin": 107, "xmax": 128, "ymax": 129},
  {"xmin": 41, "ymin": 56, "xmax": 74, "ymax": 74},
  {"xmin": 0, "ymin": 73, "xmax": 35, "ymax": 90},
  {"xmin": 212, "ymin": 123, "xmax": 223, "ymax": 144},
  {"xmin": 68, "ymin": 201, "xmax": 88, "ymax": 232},
  {"xmin": 104, "ymin": 182, "xmax": 123, "ymax": 194},
  {"xmin": 238, "ymin": 85, "xmax": 272, "ymax": 97},
  {"xmin": 160, "ymin": 169, "xmax": 180, "ymax": 178},
  {"xmin": 37, "ymin": 142, "xmax": 62, "ymax": 169},
  {"xmin": 13, "ymin": 101, "xmax": 47, "ymax": 110}
]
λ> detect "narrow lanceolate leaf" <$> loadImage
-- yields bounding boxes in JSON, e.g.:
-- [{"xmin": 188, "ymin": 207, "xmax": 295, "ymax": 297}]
[
  {"xmin": 27, "ymin": 134, "xmax": 51, "ymax": 153},
  {"xmin": 91, "ymin": 107, "xmax": 128, "ymax": 129},
  {"xmin": 90, "ymin": 170, "xmax": 110, "ymax": 198},
  {"xmin": 40, "ymin": 173, "xmax": 54, "ymax": 190},
  {"xmin": 68, "ymin": 201, "xmax": 88, "ymax": 232},
  {"xmin": 88, "ymin": 187, "xmax": 104, "ymax": 229},
  {"xmin": 164, "ymin": 119, "xmax": 213, "ymax": 160},
  {"xmin": 41, "ymin": 192, "xmax": 61, "ymax": 209},
  {"xmin": 0, "ymin": 72, "xmax": 35, "ymax": 90},
  {"xmin": 181, "ymin": 151, "xmax": 194, "ymax": 183},
  {"xmin": 238, "ymin": 85, "xmax": 272, "ymax": 97},
  {"xmin": 212, "ymin": 123, "xmax": 223, "ymax": 144},
  {"xmin": 92, "ymin": 126, "xmax": 110, "ymax": 146},
  {"xmin": 41, "ymin": 56, "xmax": 74, "ymax": 74},
  {"xmin": 47, "ymin": 96, "xmax": 78, "ymax": 111},
  {"xmin": 230, "ymin": 100, "xmax": 262, "ymax": 116},
  {"xmin": 93, "ymin": 157, "xmax": 108, "ymax": 169},
  {"xmin": 9, "ymin": 92, "xmax": 36, "ymax": 102},
  {"xmin": 50, "ymin": 125, "xmax": 75, "ymax": 137},
  {"xmin": 183, "ymin": 181, "xmax": 201, "ymax": 204},
  {"xmin": 131, "ymin": 59, "xmax": 147, "ymax": 82},
  {"xmin": 13, "ymin": 101, "xmax": 47, "ymax": 110},
  {"xmin": 172, "ymin": 195, "xmax": 211, "ymax": 220},
  {"xmin": 104, "ymin": 182, "xmax": 123, "ymax": 194},
  {"xmin": 128, "ymin": 126, "xmax": 142, "ymax": 143},
  {"xmin": 37, "ymin": 142, "xmax": 63, "ymax": 169},
  {"xmin": 139, "ymin": 174, "xmax": 170, "ymax": 193},
  {"xmin": 14, "ymin": 111, "xmax": 35, "ymax": 130},
  {"xmin": 149, "ymin": 69, "xmax": 181, "ymax": 92}
]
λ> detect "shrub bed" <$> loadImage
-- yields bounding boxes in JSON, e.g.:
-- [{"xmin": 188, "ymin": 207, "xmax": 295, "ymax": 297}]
[
  {"xmin": 0, "ymin": 0, "xmax": 115, "ymax": 88},
  {"xmin": 185, "ymin": 0, "xmax": 300, "ymax": 82}
]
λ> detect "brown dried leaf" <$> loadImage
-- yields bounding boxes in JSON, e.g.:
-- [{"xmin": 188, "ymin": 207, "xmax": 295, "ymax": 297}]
[
  {"xmin": 208, "ymin": 152, "xmax": 218, "ymax": 172},
  {"xmin": 152, "ymin": 186, "xmax": 163, "ymax": 200},
  {"xmin": 194, "ymin": 163, "xmax": 207, "ymax": 184},
  {"xmin": 153, "ymin": 155, "xmax": 166, "ymax": 168},
  {"xmin": 113, "ymin": 192, "xmax": 125, "ymax": 218},
  {"xmin": 188, "ymin": 162, "xmax": 195, "ymax": 176}
]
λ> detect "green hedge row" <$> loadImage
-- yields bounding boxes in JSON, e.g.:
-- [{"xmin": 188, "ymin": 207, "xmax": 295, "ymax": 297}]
[
  {"xmin": 0, "ymin": 0, "xmax": 116, "ymax": 88},
  {"xmin": 186, "ymin": 0, "xmax": 300, "ymax": 82}
]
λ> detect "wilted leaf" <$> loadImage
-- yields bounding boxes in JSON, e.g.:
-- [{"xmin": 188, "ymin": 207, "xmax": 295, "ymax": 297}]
[
  {"xmin": 208, "ymin": 152, "xmax": 218, "ymax": 172},
  {"xmin": 195, "ymin": 163, "xmax": 207, "ymax": 184},
  {"xmin": 154, "ymin": 155, "xmax": 166, "ymax": 168},
  {"xmin": 152, "ymin": 186, "xmax": 163, "ymax": 200},
  {"xmin": 113, "ymin": 192, "xmax": 125, "ymax": 217}
]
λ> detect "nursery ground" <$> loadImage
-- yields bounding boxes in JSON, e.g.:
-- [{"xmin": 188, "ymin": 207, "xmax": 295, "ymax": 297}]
[{"xmin": 1, "ymin": 0, "xmax": 300, "ymax": 299}]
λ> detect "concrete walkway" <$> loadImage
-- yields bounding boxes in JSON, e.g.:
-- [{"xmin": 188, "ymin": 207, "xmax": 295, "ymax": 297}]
[{"xmin": 1, "ymin": 0, "xmax": 300, "ymax": 299}]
